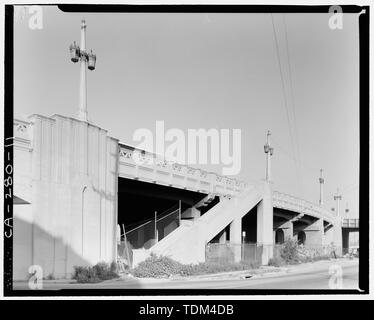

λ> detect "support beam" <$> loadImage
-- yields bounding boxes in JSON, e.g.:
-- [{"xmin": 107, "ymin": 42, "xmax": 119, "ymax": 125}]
[
  {"xmin": 342, "ymin": 229, "xmax": 350, "ymax": 254},
  {"xmin": 332, "ymin": 218, "xmax": 343, "ymax": 256}
]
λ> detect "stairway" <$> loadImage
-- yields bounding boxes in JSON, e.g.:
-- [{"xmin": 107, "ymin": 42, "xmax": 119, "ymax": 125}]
[{"xmin": 149, "ymin": 182, "xmax": 264, "ymax": 265}]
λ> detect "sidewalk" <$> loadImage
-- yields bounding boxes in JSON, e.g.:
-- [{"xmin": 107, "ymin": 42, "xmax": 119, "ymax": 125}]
[
  {"xmin": 12, "ymin": 257, "xmax": 358, "ymax": 290},
  {"xmin": 164, "ymin": 257, "xmax": 358, "ymax": 282}
]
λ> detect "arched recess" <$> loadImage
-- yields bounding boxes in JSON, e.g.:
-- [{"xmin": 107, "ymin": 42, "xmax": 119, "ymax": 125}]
[
  {"xmin": 275, "ymin": 229, "xmax": 285, "ymax": 244},
  {"xmin": 297, "ymin": 231, "xmax": 306, "ymax": 245}
]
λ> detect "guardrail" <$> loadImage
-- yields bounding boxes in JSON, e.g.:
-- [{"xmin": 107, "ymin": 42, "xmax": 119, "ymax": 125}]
[
  {"xmin": 118, "ymin": 143, "xmax": 250, "ymax": 197},
  {"xmin": 14, "ymin": 118, "xmax": 32, "ymax": 141},
  {"xmin": 273, "ymin": 191, "xmax": 335, "ymax": 222},
  {"xmin": 342, "ymin": 218, "xmax": 359, "ymax": 228}
]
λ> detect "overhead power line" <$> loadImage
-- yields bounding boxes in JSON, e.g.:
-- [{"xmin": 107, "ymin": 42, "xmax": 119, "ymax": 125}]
[{"xmin": 270, "ymin": 13, "xmax": 303, "ymax": 196}]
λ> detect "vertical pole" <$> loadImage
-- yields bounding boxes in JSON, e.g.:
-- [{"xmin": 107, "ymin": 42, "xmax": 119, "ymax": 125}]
[
  {"xmin": 241, "ymin": 232, "xmax": 245, "ymax": 261},
  {"xmin": 264, "ymin": 131, "xmax": 273, "ymax": 182},
  {"xmin": 122, "ymin": 224, "xmax": 131, "ymax": 267},
  {"xmin": 78, "ymin": 20, "xmax": 88, "ymax": 122},
  {"xmin": 179, "ymin": 200, "xmax": 181, "ymax": 225},
  {"xmin": 334, "ymin": 188, "xmax": 342, "ymax": 217},
  {"xmin": 154, "ymin": 211, "xmax": 158, "ymax": 243},
  {"xmin": 319, "ymin": 169, "xmax": 324, "ymax": 206},
  {"xmin": 266, "ymin": 132, "xmax": 271, "ymax": 181}
]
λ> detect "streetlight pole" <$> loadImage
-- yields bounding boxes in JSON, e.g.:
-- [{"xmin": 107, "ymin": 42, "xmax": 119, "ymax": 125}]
[
  {"xmin": 264, "ymin": 130, "xmax": 274, "ymax": 181},
  {"xmin": 334, "ymin": 188, "xmax": 342, "ymax": 217},
  {"xmin": 319, "ymin": 169, "xmax": 324, "ymax": 206},
  {"xmin": 69, "ymin": 20, "xmax": 96, "ymax": 122},
  {"xmin": 79, "ymin": 20, "xmax": 87, "ymax": 122}
]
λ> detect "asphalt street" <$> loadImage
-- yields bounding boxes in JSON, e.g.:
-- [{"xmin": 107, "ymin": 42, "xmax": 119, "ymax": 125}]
[{"xmin": 13, "ymin": 258, "xmax": 359, "ymax": 291}]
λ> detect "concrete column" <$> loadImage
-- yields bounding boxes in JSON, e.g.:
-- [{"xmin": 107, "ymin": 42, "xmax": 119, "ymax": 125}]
[
  {"xmin": 342, "ymin": 229, "xmax": 350, "ymax": 254},
  {"xmin": 304, "ymin": 218, "xmax": 324, "ymax": 247},
  {"xmin": 332, "ymin": 218, "xmax": 343, "ymax": 256},
  {"xmin": 277, "ymin": 220, "xmax": 293, "ymax": 241},
  {"xmin": 24, "ymin": 115, "xmax": 119, "ymax": 279},
  {"xmin": 257, "ymin": 181, "xmax": 273, "ymax": 264},
  {"xmin": 323, "ymin": 223, "xmax": 334, "ymax": 247},
  {"xmin": 229, "ymin": 217, "xmax": 242, "ymax": 262}
]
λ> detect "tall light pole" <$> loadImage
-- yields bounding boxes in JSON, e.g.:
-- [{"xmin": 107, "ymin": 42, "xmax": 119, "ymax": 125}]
[
  {"xmin": 334, "ymin": 188, "xmax": 342, "ymax": 217},
  {"xmin": 264, "ymin": 130, "xmax": 274, "ymax": 181},
  {"xmin": 69, "ymin": 20, "xmax": 96, "ymax": 122},
  {"xmin": 345, "ymin": 203, "xmax": 349, "ymax": 218},
  {"xmin": 319, "ymin": 169, "xmax": 324, "ymax": 206}
]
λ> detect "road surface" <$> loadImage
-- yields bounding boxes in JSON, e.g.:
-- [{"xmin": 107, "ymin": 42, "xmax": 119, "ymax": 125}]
[{"xmin": 13, "ymin": 258, "xmax": 359, "ymax": 290}]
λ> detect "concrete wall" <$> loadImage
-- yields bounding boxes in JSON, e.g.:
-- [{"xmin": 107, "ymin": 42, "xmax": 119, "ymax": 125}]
[
  {"xmin": 13, "ymin": 123, "xmax": 34, "ymax": 280},
  {"xmin": 304, "ymin": 218, "xmax": 324, "ymax": 247},
  {"xmin": 13, "ymin": 114, "xmax": 119, "ymax": 279}
]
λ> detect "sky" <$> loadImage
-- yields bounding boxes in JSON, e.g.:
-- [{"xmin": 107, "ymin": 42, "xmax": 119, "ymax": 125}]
[{"xmin": 13, "ymin": 6, "xmax": 360, "ymax": 217}]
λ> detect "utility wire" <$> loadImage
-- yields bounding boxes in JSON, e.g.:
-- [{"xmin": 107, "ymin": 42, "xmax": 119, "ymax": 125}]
[
  {"xmin": 282, "ymin": 14, "xmax": 304, "ymax": 195},
  {"xmin": 282, "ymin": 14, "xmax": 301, "ymax": 167},
  {"xmin": 271, "ymin": 135, "xmax": 321, "ymax": 173},
  {"xmin": 271, "ymin": 13, "xmax": 303, "ymax": 199}
]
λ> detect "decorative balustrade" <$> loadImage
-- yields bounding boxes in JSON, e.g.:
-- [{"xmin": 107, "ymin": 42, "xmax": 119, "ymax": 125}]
[
  {"xmin": 13, "ymin": 119, "xmax": 32, "ymax": 151},
  {"xmin": 273, "ymin": 191, "xmax": 335, "ymax": 222},
  {"xmin": 342, "ymin": 219, "xmax": 359, "ymax": 229},
  {"xmin": 14, "ymin": 119, "xmax": 32, "ymax": 141},
  {"xmin": 118, "ymin": 143, "xmax": 249, "ymax": 197}
]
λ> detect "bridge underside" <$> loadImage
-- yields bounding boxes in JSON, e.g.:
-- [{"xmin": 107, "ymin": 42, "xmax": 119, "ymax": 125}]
[
  {"xmin": 118, "ymin": 177, "xmax": 206, "ymax": 228},
  {"xmin": 272, "ymin": 208, "xmax": 337, "ymax": 247},
  {"xmin": 118, "ymin": 177, "xmax": 213, "ymax": 250}
]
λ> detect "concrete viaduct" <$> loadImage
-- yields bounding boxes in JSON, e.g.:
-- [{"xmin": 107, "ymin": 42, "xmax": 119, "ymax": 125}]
[{"xmin": 12, "ymin": 115, "xmax": 358, "ymax": 279}]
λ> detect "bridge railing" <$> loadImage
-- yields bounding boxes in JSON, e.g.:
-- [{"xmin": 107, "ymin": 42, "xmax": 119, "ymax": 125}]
[
  {"xmin": 118, "ymin": 143, "xmax": 250, "ymax": 197},
  {"xmin": 272, "ymin": 191, "xmax": 335, "ymax": 221},
  {"xmin": 342, "ymin": 218, "xmax": 359, "ymax": 228},
  {"xmin": 14, "ymin": 118, "xmax": 32, "ymax": 144}
]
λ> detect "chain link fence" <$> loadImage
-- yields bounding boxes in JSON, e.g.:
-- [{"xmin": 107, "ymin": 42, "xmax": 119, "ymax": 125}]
[
  {"xmin": 117, "ymin": 204, "xmax": 181, "ymax": 267},
  {"xmin": 206, "ymin": 242, "xmax": 342, "ymax": 264},
  {"xmin": 206, "ymin": 243, "xmax": 279, "ymax": 264}
]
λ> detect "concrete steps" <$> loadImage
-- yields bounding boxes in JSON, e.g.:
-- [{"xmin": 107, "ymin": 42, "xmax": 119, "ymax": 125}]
[{"xmin": 148, "ymin": 183, "xmax": 264, "ymax": 265}]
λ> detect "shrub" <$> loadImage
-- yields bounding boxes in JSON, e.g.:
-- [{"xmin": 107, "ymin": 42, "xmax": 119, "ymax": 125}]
[
  {"xmin": 130, "ymin": 254, "xmax": 260, "ymax": 278},
  {"xmin": 188, "ymin": 260, "xmax": 261, "ymax": 276},
  {"xmin": 131, "ymin": 254, "xmax": 186, "ymax": 278},
  {"xmin": 279, "ymin": 238, "xmax": 299, "ymax": 264},
  {"xmin": 72, "ymin": 262, "xmax": 119, "ymax": 283}
]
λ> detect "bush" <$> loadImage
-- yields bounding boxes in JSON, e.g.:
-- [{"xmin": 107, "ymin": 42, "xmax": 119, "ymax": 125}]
[
  {"xmin": 279, "ymin": 238, "xmax": 299, "ymax": 264},
  {"xmin": 72, "ymin": 262, "xmax": 119, "ymax": 283},
  {"xmin": 130, "ymin": 254, "xmax": 260, "ymax": 278},
  {"xmin": 131, "ymin": 254, "xmax": 186, "ymax": 278},
  {"xmin": 189, "ymin": 260, "xmax": 261, "ymax": 276},
  {"xmin": 272, "ymin": 239, "xmax": 332, "ymax": 266}
]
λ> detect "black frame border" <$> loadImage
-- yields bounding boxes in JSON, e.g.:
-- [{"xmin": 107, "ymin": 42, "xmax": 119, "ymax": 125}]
[{"xmin": 3, "ymin": 3, "xmax": 369, "ymax": 297}]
